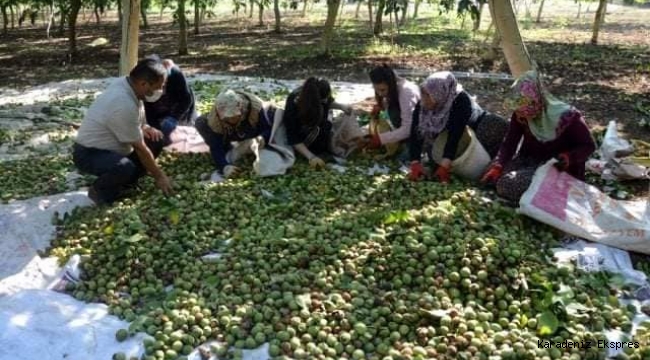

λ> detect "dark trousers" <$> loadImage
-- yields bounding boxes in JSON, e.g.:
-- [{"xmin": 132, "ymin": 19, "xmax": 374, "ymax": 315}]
[
  {"xmin": 195, "ymin": 116, "xmax": 232, "ymax": 171},
  {"xmin": 72, "ymin": 139, "xmax": 163, "ymax": 204}
]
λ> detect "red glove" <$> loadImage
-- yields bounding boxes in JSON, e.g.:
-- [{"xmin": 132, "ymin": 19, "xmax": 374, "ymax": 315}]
[
  {"xmin": 481, "ymin": 164, "xmax": 503, "ymax": 184},
  {"xmin": 409, "ymin": 161, "xmax": 425, "ymax": 182},
  {"xmin": 434, "ymin": 164, "xmax": 451, "ymax": 184},
  {"xmin": 366, "ymin": 133, "xmax": 381, "ymax": 149},
  {"xmin": 554, "ymin": 152, "xmax": 570, "ymax": 171}
]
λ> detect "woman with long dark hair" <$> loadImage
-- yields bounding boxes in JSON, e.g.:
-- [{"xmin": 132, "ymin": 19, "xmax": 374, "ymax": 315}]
[
  {"xmin": 364, "ymin": 64, "xmax": 420, "ymax": 152},
  {"xmin": 283, "ymin": 77, "xmax": 353, "ymax": 168}
]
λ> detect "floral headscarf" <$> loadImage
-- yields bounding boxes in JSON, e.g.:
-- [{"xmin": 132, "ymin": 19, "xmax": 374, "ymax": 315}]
[
  {"xmin": 418, "ymin": 72, "xmax": 463, "ymax": 138},
  {"xmin": 504, "ymin": 70, "xmax": 572, "ymax": 142},
  {"xmin": 207, "ymin": 90, "xmax": 264, "ymax": 136},
  {"xmin": 215, "ymin": 90, "xmax": 244, "ymax": 119}
]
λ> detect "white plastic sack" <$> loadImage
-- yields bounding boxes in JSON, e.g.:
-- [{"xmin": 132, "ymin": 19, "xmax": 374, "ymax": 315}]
[
  {"xmin": 601, "ymin": 121, "xmax": 634, "ymax": 162},
  {"xmin": 519, "ymin": 160, "xmax": 650, "ymax": 254},
  {"xmin": 0, "ymin": 289, "xmax": 145, "ymax": 360},
  {"xmin": 330, "ymin": 113, "xmax": 366, "ymax": 158},
  {"xmin": 253, "ymin": 108, "xmax": 295, "ymax": 177},
  {"xmin": 611, "ymin": 159, "xmax": 649, "ymax": 180}
]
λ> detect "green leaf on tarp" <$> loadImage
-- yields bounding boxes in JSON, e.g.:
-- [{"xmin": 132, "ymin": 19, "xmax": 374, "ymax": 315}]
[
  {"xmin": 565, "ymin": 302, "xmax": 591, "ymax": 318},
  {"xmin": 609, "ymin": 274, "xmax": 627, "ymax": 289},
  {"xmin": 128, "ymin": 316, "xmax": 147, "ymax": 334},
  {"xmin": 552, "ymin": 284, "xmax": 575, "ymax": 305},
  {"xmin": 383, "ymin": 210, "xmax": 410, "ymax": 225},
  {"xmin": 169, "ymin": 209, "xmax": 180, "ymax": 225},
  {"xmin": 537, "ymin": 311, "xmax": 559, "ymax": 336},
  {"xmin": 520, "ymin": 314, "xmax": 529, "ymax": 329},
  {"xmin": 124, "ymin": 234, "xmax": 143, "ymax": 243}
]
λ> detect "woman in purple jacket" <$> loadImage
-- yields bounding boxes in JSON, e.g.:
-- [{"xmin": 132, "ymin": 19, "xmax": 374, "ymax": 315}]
[{"xmin": 481, "ymin": 70, "xmax": 596, "ymax": 203}]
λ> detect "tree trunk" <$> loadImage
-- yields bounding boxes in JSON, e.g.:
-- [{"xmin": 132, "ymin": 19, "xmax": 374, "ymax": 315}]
[
  {"xmin": 355, "ymin": 0, "xmax": 361, "ymax": 18},
  {"xmin": 320, "ymin": 0, "xmax": 341, "ymax": 54},
  {"xmin": 535, "ymin": 0, "xmax": 544, "ymax": 22},
  {"xmin": 140, "ymin": 0, "xmax": 148, "ymax": 28},
  {"xmin": 367, "ymin": 0, "xmax": 373, "ymax": 29},
  {"xmin": 117, "ymin": 0, "xmax": 123, "ymax": 25},
  {"xmin": 373, "ymin": 0, "xmax": 384, "ymax": 35},
  {"xmin": 119, "ymin": 0, "xmax": 140, "ymax": 75},
  {"xmin": 473, "ymin": 2, "xmax": 485, "ymax": 31},
  {"xmin": 337, "ymin": 0, "xmax": 344, "ymax": 25},
  {"xmin": 68, "ymin": 0, "xmax": 82, "ymax": 57},
  {"xmin": 94, "ymin": 5, "xmax": 101, "ymax": 24},
  {"xmin": 302, "ymin": 0, "xmax": 308, "ymax": 17},
  {"xmin": 576, "ymin": 1, "xmax": 581, "ymax": 19},
  {"xmin": 490, "ymin": 0, "xmax": 532, "ymax": 77},
  {"xmin": 258, "ymin": 2, "xmax": 263, "ymax": 26},
  {"xmin": 178, "ymin": 0, "xmax": 188, "ymax": 54},
  {"xmin": 10, "ymin": 4, "xmax": 14, "ymax": 28},
  {"xmin": 58, "ymin": 7, "xmax": 66, "ymax": 35},
  {"xmin": 274, "ymin": 0, "xmax": 281, "ymax": 32},
  {"xmin": 194, "ymin": 0, "xmax": 200, "ymax": 34},
  {"xmin": 400, "ymin": 0, "xmax": 408, "ymax": 26},
  {"xmin": 590, "ymin": 0, "xmax": 606, "ymax": 44},
  {"xmin": 413, "ymin": 0, "xmax": 420, "ymax": 18},
  {"xmin": 599, "ymin": 0, "xmax": 606, "ymax": 23},
  {"xmin": 159, "ymin": 4, "xmax": 164, "ymax": 20},
  {"xmin": 482, "ymin": 4, "xmax": 500, "ymax": 62},
  {"xmin": 249, "ymin": 0, "xmax": 254, "ymax": 18},
  {"xmin": 490, "ymin": 24, "xmax": 501, "ymax": 52},
  {"xmin": 46, "ymin": 2, "xmax": 54, "ymax": 37},
  {"xmin": 1, "ymin": 6, "xmax": 8, "ymax": 34}
]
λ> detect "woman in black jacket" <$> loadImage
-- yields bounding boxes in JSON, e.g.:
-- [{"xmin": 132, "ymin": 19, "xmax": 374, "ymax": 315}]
[
  {"xmin": 408, "ymin": 72, "xmax": 508, "ymax": 183},
  {"xmin": 283, "ymin": 77, "xmax": 353, "ymax": 169}
]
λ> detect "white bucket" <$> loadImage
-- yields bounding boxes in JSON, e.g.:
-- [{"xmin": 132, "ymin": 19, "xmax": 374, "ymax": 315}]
[{"xmin": 431, "ymin": 127, "xmax": 491, "ymax": 181}]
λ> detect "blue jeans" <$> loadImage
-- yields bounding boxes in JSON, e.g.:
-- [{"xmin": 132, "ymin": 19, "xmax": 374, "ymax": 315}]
[
  {"xmin": 72, "ymin": 139, "xmax": 163, "ymax": 204},
  {"xmin": 147, "ymin": 116, "xmax": 178, "ymax": 146}
]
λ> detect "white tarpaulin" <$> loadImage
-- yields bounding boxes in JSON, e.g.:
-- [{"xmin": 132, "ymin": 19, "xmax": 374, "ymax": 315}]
[
  {"xmin": 0, "ymin": 192, "xmax": 148, "ymax": 360},
  {"xmin": 0, "ymin": 289, "xmax": 146, "ymax": 360},
  {"xmin": 0, "ymin": 191, "xmax": 93, "ymax": 284}
]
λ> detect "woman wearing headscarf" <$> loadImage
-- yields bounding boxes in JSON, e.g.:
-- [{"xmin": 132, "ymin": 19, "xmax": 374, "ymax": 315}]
[
  {"xmin": 195, "ymin": 89, "xmax": 277, "ymax": 178},
  {"xmin": 481, "ymin": 70, "xmax": 596, "ymax": 203},
  {"xmin": 408, "ymin": 71, "xmax": 509, "ymax": 183},
  {"xmin": 364, "ymin": 65, "xmax": 420, "ymax": 153}
]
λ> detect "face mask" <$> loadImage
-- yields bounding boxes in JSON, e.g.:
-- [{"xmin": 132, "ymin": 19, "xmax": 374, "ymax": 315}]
[{"xmin": 145, "ymin": 89, "xmax": 163, "ymax": 103}]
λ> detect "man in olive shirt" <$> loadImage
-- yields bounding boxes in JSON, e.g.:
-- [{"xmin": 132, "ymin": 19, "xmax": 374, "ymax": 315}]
[{"xmin": 73, "ymin": 57, "xmax": 173, "ymax": 204}]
